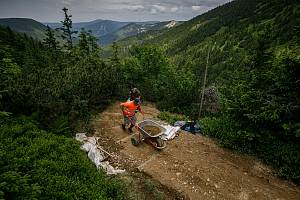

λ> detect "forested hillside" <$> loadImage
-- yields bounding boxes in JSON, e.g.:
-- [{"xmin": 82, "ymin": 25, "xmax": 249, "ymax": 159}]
[
  {"xmin": 116, "ymin": 0, "xmax": 300, "ymax": 183},
  {"xmin": 100, "ymin": 20, "xmax": 181, "ymax": 46},
  {"xmin": 79, "ymin": 20, "xmax": 180, "ymax": 46},
  {"xmin": 0, "ymin": 18, "xmax": 48, "ymax": 40}
]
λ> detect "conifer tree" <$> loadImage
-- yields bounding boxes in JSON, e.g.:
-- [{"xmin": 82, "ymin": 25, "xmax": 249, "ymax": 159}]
[
  {"xmin": 61, "ymin": 7, "xmax": 74, "ymax": 50},
  {"xmin": 44, "ymin": 25, "xmax": 58, "ymax": 52},
  {"xmin": 111, "ymin": 42, "xmax": 120, "ymax": 65},
  {"xmin": 87, "ymin": 30, "xmax": 99, "ymax": 53},
  {"xmin": 5, "ymin": 27, "xmax": 16, "ymax": 46},
  {"xmin": 79, "ymin": 28, "xmax": 89, "ymax": 54},
  {"xmin": 78, "ymin": 29, "xmax": 99, "ymax": 54}
]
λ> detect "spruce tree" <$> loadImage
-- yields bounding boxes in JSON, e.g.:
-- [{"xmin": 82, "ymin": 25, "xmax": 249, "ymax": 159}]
[
  {"xmin": 78, "ymin": 29, "xmax": 99, "ymax": 55},
  {"xmin": 44, "ymin": 25, "xmax": 58, "ymax": 52},
  {"xmin": 87, "ymin": 30, "xmax": 99, "ymax": 53},
  {"xmin": 61, "ymin": 7, "xmax": 74, "ymax": 50},
  {"xmin": 79, "ymin": 28, "xmax": 89, "ymax": 54},
  {"xmin": 111, "ymin": 42, "xmax": 120, "ymax": 65}
]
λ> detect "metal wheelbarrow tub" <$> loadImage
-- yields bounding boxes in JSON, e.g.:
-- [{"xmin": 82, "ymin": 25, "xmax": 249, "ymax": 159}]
[
  {"xmin": 138, "ymin": 119, "xmax": 166, "ymax": 138},
  {"xmin": 131, "ymin": 119, "xmax": 167, "ymax": 149}
]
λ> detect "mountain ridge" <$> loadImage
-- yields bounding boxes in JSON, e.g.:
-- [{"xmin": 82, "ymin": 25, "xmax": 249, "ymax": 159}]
[
  {"xmin": 0, "ymin": 18, "xmax": 48, "ymax": 39},
  {"xmin": 0, "ymin": 17, "xmax": 182, "ymax": 46},
  {"xmin": 99, "ymin": 20, "xmax": 182, "ymax": 46}
]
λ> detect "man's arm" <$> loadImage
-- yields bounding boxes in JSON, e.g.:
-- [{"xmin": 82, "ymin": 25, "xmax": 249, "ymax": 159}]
[
  {"xmin": 120, "ymin": 103, "xmax": 125, "ymax": 111},
  {"xmin": 137, "ymin": 106, "xmax": 144, "ymax": 116}
]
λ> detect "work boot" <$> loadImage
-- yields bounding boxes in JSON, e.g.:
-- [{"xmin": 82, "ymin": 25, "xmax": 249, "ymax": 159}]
[
  {"xmin": 128, "ymin": 125, "xmax": 134, "ymax": 133},
  {"xmin": 128, "ymin": 128, "xmax": 133, "ymax": 133},
  {"xmin": 121, "ymin": 124, "xmax": 126, "ymax": 130}
]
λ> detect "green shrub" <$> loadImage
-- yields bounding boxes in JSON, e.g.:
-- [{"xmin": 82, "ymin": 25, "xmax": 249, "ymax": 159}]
[
  {"xmin": 144, "ymin": 179, "xmax": 165, "ymax": 200},
  {"xmin": 49, "ymin": 115, "xmax": 70, "ymax": 135},
  {"xmin": 157, "ymin": 111, "xmax": 189, "ymax": 125},
  {"xmin": 201, "ymin": 115, "xmax": 300, "ymax": 184},
  {"xmin": 0, "ymin": 117, "xmax": 127, "ymax": 200}
]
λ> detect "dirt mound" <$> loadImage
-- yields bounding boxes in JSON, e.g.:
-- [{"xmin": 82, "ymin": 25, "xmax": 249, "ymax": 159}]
[
  {"xmin": 142, "ymin": 125, "xmax": 162, "ymax": 136},
  {"xmin": 91, "ymin": 102, "xmax": 300, "ymax": 200}
]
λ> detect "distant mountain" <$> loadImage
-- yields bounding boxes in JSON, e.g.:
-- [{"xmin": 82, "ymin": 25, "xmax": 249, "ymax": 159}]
[
  {"xmin": 0, "ymin": 18, "xmax": 47, "ymax": 39},
  {"xmin": 43, "ymin": 22, "xmax": 61, "ymax": 29},
  {"xmin": 45, "ymin": 21, "xmax": 102, "ymax": 30},
  {"xmin": 45, "ymin": 19, "xmax": 179, "ymax": 46},
  {"xmin": 100, "ymin": 20, "xmax": 182, "ymax": 46},
  {"xmin": 79, "ymin": 20, "xmax": 129, "ymax": 37},
  {"xmin": 100, "ymin": 22, "xmax": 149, "ymax": 46},
  {"xmin": 0, "ymin": 18, "xmax": 181, "ymax": 46},
  {"xmin": 45, "ymin": 19, "xmax": 130, "ymax": 37}
]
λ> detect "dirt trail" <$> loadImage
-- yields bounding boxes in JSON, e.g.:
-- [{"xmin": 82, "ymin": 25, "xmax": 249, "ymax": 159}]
[{"xmin": 91, "ymin": 102, "xmax": 300, "ymax": 200}]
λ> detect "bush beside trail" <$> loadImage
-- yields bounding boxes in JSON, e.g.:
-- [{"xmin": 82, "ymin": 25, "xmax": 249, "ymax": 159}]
[{"xmin": 0, "ymin": 117, "xmax": 128, "ymax": 200}]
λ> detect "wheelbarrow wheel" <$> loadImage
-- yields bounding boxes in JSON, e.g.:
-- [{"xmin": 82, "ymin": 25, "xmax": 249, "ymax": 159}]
[
  {"xmin": 156, "ymin": 138, "xmax": 164, "ymax": 148},
  {"xmin": 131, "ymin": 135, "xmax": 140, "ymax": 146}
]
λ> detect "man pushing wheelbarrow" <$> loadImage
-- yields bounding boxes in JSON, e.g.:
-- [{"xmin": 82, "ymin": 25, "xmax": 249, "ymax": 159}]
[
  {"xmin": 120, "ymin": 98, "xmax": 144, "ymax": 133},
  {"xmin": 120, "ymin": 98, "xmax": 166, "ymax": 150}
]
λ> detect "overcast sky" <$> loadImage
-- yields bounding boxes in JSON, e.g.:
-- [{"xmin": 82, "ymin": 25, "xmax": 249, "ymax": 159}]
[{"xmin": 0, "ymin": 0, "xmax": 231, "ymax": 22}]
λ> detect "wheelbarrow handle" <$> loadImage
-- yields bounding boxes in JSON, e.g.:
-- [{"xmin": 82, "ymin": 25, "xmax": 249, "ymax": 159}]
[
  {"xmin": 123, "ymin": 114, "xmax": 139, "ymax": 129},
  {"xmin": 124, "ymin": 114, "xmax": 143, "ymax": 141}
]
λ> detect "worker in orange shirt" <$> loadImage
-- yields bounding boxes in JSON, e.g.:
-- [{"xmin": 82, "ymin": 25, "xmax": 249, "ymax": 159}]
[{"xmin": 120, "ymin": 98, "xmax": 144, "ymax": 133}]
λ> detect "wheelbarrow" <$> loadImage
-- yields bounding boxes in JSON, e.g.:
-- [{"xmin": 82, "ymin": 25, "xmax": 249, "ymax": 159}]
[{"xmin": 130, "ymin": 119, "xmax": 167, "ymax": 150}]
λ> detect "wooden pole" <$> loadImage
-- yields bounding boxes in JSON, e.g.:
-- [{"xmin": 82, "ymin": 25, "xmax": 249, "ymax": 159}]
[{"xmin": 198, "ymin": 42, "xmax": 216, "ymax": 119}]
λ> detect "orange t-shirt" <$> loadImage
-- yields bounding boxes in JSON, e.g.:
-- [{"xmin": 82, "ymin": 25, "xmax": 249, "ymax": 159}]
[{"xmin": 120, "ymin": 101, "xmax": 141, "ymax": 116}]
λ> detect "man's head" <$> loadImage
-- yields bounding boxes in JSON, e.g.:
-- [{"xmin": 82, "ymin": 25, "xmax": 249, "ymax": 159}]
[
  {"xmin": 131, "ymin": 88, "xmax": 141, "ymax": 98},
  {"xmin": 133, "ymin": 98, "xmax": 141, "ymax": 105}
]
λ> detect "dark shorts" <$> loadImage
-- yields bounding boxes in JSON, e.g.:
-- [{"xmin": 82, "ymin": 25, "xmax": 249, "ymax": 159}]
[{"xmin": 124, "ymin": 115, "xmax": 136, "ymax": 125}]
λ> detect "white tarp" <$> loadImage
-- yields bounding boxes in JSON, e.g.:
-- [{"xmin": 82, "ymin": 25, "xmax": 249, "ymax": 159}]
[
  {"xmin": 76, "ymin": 133, "xmax": 125, "ymax": 175},
  {"xmin": 160, "ymin": 125, "xmax": 180, "ymax": 140}
]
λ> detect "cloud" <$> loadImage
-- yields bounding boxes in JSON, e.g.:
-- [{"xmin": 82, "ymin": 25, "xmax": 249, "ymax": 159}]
[
  {"xmin": 150, "ymin": 8, "xmax": 157, "ymax": 14},
  {"xmin": 127, "ymin": 5, "xmax": 144, "ymax": 11},
  {"xmin": 170, "ymin": 7, "xmax": 179, "ymax": 12},
  {"xmin": 160, "ymin": 0, "xmax": 230, "ymax": 8},
  {"xmin": 62, "ymin": 0, "xmax": 74, "ymax": 6},
  {"xmin": 0, "ymin": 0, "xmax": 232, "ymax": 22},
  {"xmin": 192, "ymin": 6, "xmax": 202, "ymax": 11},
  {"xmin": 153, "ymin": 4, "xmax": 166, "ymax": 12}
]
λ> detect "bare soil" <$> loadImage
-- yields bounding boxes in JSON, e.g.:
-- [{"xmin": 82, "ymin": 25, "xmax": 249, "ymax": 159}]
[{"xmin": 91, "ymin": 102, "xmax": 300, "ymax": 200}]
